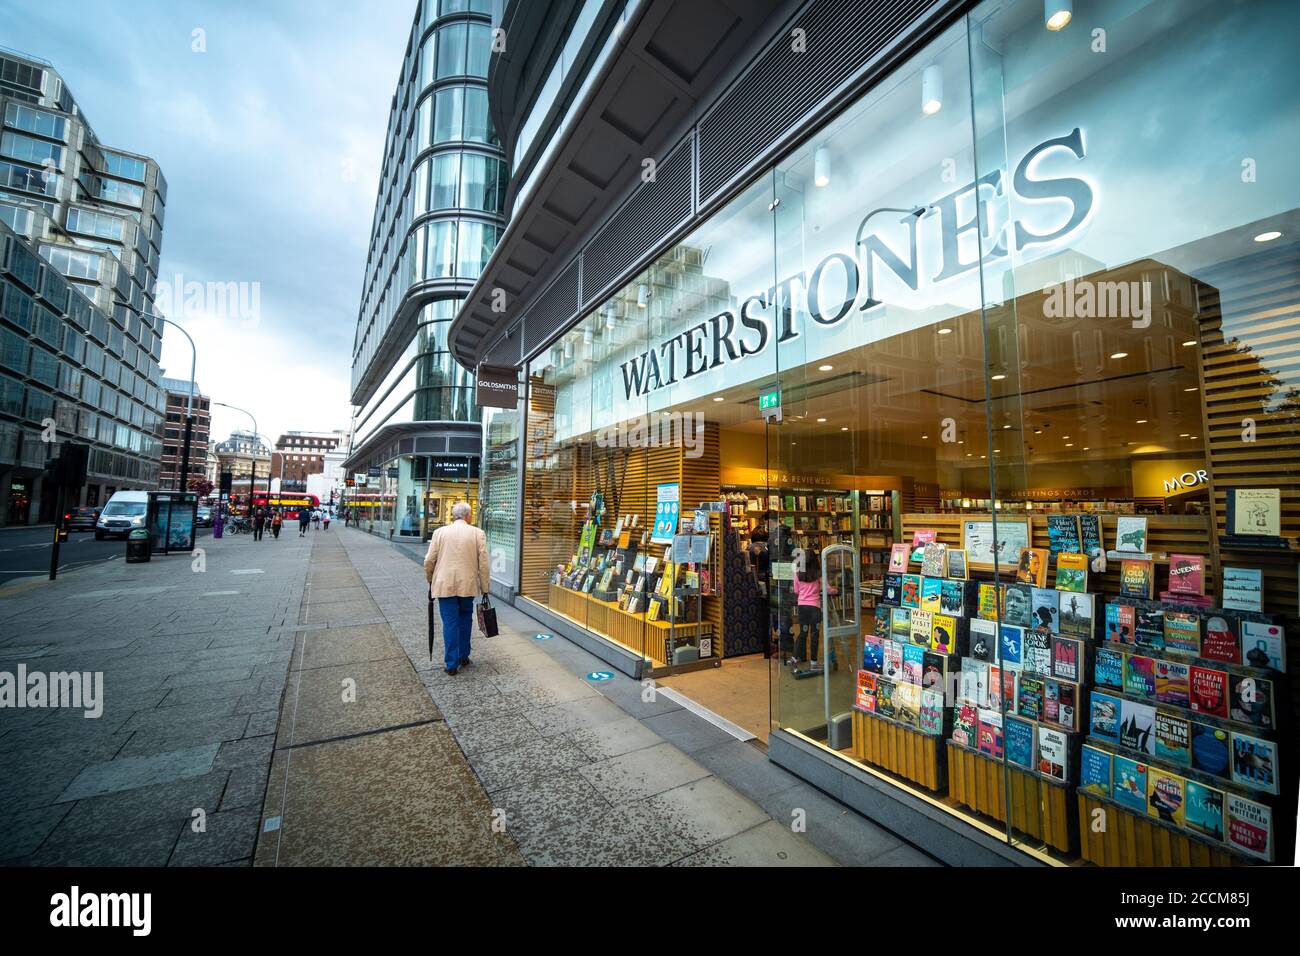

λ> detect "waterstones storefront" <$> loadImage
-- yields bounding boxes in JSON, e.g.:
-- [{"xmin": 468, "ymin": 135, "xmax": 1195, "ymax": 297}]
[{"xmin": 472, "ymin": 0, "xmax": 1299, "ymax": 865}]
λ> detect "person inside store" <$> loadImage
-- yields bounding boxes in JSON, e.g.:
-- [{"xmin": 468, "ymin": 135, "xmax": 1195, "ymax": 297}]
[
  {"xmin": 766, "ymin": 511, "xmax": 797, "ymax": 661},
  {"xmin": 423, "ymin": 501, "xmax": 490, "ymax": 676},
  {"xmin": 792, "ymin": 549, "xmax": 837, "ymax": 672}
]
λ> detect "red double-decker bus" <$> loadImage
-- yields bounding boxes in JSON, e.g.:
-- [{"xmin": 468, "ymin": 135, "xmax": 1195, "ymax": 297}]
[{"xmin": 250, "ymin": 493, "xmax": 319, "ymax": 520}]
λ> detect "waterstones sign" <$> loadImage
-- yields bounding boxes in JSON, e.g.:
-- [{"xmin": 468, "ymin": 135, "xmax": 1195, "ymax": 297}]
[{"xmin": 617, "ymin": 129, "xmax": 1094, "ymax": 401}]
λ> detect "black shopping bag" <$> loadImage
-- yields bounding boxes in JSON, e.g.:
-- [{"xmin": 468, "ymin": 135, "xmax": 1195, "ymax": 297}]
[
  {"xmin": 427, "ymin": 595, "xmax": 437, "ymax": 661},
  {"xmin": 477, "ymin": 594, "xmax": 498, "ymax": 637}
]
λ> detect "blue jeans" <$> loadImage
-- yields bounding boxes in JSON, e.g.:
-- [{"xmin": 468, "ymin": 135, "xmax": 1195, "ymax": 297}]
[{"xmin": 438, "ymin": 595, "xmax": 475, "ymax": 670}]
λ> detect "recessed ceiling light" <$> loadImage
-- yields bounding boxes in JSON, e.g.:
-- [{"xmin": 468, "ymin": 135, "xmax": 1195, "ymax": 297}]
[
  {"xmin": 819, "ymin": 364, "xmax": 833, "ymax": 372},
  {"xmin": 1062, "ymin": 436, "xmax": 1070, "ymax": 440},
  {"xmin": 957, "ymin": 440, "xmax": 964, "ymax": 445},
  {"xmin": 1065, "ymin": 443, "xmax": 1074, "ymax": 447},
  {"xmin": 1045, "ymin": 1, "xmax": 1073, "ymax": 31},
  {"xmin": 1254, "ymin": 231, "xmax": 1282, "ymax": 242},
  {"xmin": 1135, "ymin": 419, "xmax": 1147, "ymax": 424},
  {"xmin": 1179, "ymin": 433, "xmax": 1189, "ymax": 438},
  {"xmin": 1110, "ymin": 352, "xmax": 1128, "ymax": 360},
  {"xmin": 1082, "ymin": 447, "xmax": 1089, "ymax": 451},
  {"xmin": 816, "ymin": 417, "xmax": 827, "ymax": 423},
  {"xmin": 980, "ymin": 455, "xmax": 986, "ymax": 459},
  {"xmin": 921, "ymin": 435, "xmax": 929, "ymax": 439},
  {"xmin": 991, "ymin": 374, "xmax": 1006, "ymax": 381},
  {"xmin": 966, "ymin": 453, "xmax": 972, "ymax": 458},
  {"xmin": 937, "ymin": 327, "xmax": 953, "ymax": 335},
  {"xmin": 1033, "ymin": 429, "xmax": 1042, "ymax": 435},
  {"xmin": 1184, "ymin": 387, "xmax": 1198, "ymax": 392},
  {"xmin": 1182, "ymin": 340, "xmax": 1196, "ymax": 347},
  {"xmin": 993, "ymin": 449, "xmax": 1000, "ymax": 453},
  {"xmin": 1002, "ymin": 424, "xmax": 1011, "ymax": 430},
  {"xmin": 1190, "ymin": 436, "xmax": 1198, "ymax": 440},
  {"xmin": 840, "ymin": 427, "xmax": 849, "ymax": 432},
  {"xmin": 713, "ymin": 396, "xmax": 724, "ymax": 402}
]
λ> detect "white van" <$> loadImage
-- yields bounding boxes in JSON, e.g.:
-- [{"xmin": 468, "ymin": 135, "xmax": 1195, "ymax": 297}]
[{"xmin": 95, "ymin": 490, "xmax": 149, "ymax": 540}]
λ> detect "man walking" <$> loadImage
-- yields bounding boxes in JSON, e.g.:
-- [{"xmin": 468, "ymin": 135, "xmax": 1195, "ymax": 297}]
[
  {"xmin": 423, "ymin": 501, "xmax": 488, "ymax": 676},
  {"xmin": 252, "ymin": 506, "xmax": 265, "ymax": 542},
  {"xmin": 298, "ymin": 507, "xmax": 311, "ymax": 537}
]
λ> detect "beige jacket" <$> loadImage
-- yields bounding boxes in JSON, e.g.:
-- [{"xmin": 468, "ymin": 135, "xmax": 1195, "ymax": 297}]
[{"xmin": 424, "ymin": 518, "xmax": 489, "ymax": 598}]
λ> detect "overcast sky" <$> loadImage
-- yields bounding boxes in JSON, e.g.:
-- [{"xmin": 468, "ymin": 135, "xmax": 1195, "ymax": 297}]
[{"xmin": 0, "ymin": 0, "xmax": 415, "ymax": 448}]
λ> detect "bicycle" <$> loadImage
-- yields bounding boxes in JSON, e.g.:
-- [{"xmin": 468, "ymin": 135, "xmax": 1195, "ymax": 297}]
[{"xmin": 226, "ymin": 516, "xmax": 251, "ymax": 535}]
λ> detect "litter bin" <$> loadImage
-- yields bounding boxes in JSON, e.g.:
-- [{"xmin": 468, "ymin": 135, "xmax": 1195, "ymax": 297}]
[{"xmin": 126, "ymin": 528, "xmax": 151, "ymax": 563}]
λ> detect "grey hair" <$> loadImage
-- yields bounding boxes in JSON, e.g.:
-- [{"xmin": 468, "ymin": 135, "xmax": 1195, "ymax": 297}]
[{"xmin": 451, "ymin": 501, "xmax": 472, "ymax": 520}]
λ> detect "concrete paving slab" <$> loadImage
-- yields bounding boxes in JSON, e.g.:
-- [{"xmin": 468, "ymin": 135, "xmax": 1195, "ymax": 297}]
[
  {"xmin": 276, "ymin": 657, "xmax": 439, "ymax": 746},
  {"xmin": 672, "ymin": 818, "xmax": 837, "ymax": 867},
  {"xmin": 578, "ymin": 743, "xmax": 711, "ymax": 804},
  {"xmin": 57, "ymin": 743, "xmax": 221, "ymax": 802},
  {"xmin": 292, "ymin": 623, "xmax": 406, "ymax": 671}
]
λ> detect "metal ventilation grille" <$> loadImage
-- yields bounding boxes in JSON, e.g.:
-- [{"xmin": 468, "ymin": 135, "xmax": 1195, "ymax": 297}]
[
  {"xmin": 699, "ymin": 0, "xmax": 935, "ymax": 205},
  {"xmin": 581, "ymin": 135, "xmax": 693, "ymax": 308},
  {"xmin": 523, "ymin": 259, "xmax": 580, "ymax": 357}
]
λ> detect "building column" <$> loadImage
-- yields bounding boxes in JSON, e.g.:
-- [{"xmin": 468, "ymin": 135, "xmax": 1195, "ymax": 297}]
[{"xmin": 28, "ymin": 477, "xmax": 43, "ymax": 526}]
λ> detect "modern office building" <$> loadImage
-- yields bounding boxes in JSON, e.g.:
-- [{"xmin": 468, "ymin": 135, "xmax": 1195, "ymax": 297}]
[
  {"xmin": 343, "ymin": 0, "xmax": 506, "ymax": 539},
  {"xmin": 0, "ymin": 48, "xmax": 169, "ymax": 523},
  {"xmin": 159, "ymin": 375, "xmax": 209, "ymax": 491},
  {"xmin": 213, "ymin": 429, "xmax": 270, "ymax": 506},
  {"xmin": 457, "ymin": 0, "xmax": 1300, "ymax": 867},
  {"xmin": 272, "ymin": 429, "xmax": 346, "ymax": 492}
]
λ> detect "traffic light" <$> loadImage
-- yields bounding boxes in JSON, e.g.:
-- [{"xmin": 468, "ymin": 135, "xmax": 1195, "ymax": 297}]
[{"xmin": 41, "ymin": 443, "xmax": 90, "ymax": 487}]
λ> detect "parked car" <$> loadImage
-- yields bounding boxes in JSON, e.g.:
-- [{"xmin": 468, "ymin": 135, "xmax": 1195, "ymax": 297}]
[
  {"xmin": 195, "ymin": 506, "xmax": 213, "ymax": 528},
  {"xmin": 65, "ymin": 506, "xmax": 100, "ymax": 531},
  {"xmin": 95, "ymin": 490, "xmax": 149, "ymax": 540}
]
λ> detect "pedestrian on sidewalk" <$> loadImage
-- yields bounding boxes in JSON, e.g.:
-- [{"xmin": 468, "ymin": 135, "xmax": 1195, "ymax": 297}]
[
  {"xmin": 312, "ymin": 508, "xmax": 321, "ymax": 530},
  {"xmin": 423, "ymin": 501, "xmax": 489, "ymax": 676},
  {"xmin": 252, "ymin": 507, "xmax": 265, "ymax": 542},
  {"xmin": 322, "ymin": 511, "xmax": 331, "ymax": 531},
  {"xmin": 298, "ymin": 507, "xmax": 311, "ymax": 537},
  {"xmin": 271, "ymin": 509, "xmax": 282, "ymax": 539}
]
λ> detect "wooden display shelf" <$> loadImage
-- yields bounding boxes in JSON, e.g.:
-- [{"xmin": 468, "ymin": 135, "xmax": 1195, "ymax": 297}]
[
  {"xmin": 947, "ymin": 742, "xmax": 1076, "ymax": 855},
  {"xmin": 851, "ymin": 709, "xmax": 945, "ymax": 791},
  {"xmin": 547, "ymin": 584, "xmax": 713, "ymax": 667},
  {"xmin": 1077, "ymin": 794, "xmax": 1237, "ymax": 866}
]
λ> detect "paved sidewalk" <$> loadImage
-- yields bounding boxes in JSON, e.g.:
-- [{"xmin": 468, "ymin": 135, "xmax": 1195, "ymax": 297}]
[
  {"xmin": 344, "ymin": 528, "xmax": 935, "ymax": 866},
  {"xmin": 0, "ymin": 529, "xmax": 307, "ymax": 865}
]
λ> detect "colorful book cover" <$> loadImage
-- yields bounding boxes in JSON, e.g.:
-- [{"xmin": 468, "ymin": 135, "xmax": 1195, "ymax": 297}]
[
  {"xmin": 1119, "ymin": 698, "xmax": 1156, "ymax": 755},
  {"xmin": 968, "ymin": 619, "xmax": 997, "ymax": 663},
  {"xmin": 1190, "ymin": 722, "xmax": 1230, "ymax": 777},
  {"xmin": 1123, "ymin": 655, "xmax": 1155, "ymax": 699},
  {"xmin": 939, "ymin": 579, "xmax": 966, "ymax": 616},
  {"xmin": 1221, "ymin": 566, "xmax": 1263, "ymax": 612},
  {"xmin": 919, "ymin": 688, "xmax": 945, "ymax": 736},
  {"xmin": 1049, "ymin": 678, "xmax": 1079, "ymax": 730},
  {"xmin": 1228, "ymin": 674, "xmax": 1274, "ymax": 729},
  {"xmin": 959, "ymin": 659, "xmax": 988, "ymax": 708},
  {"xmin": 1112, "ymin": 755, "xmax": 1148, "ymax": 814},
  {"xmin": 1037, "ymin": 725, "xmax": 1069, "ymax": 781},
  {"xmin": 1114, "ymin": 515, "xmax": 1149, "ymax": 553},
  {"xmin": 1105, "ymin": 601, "xmax": 1136, "ymax": 645},
  {"xmin": 1201, "ymin": 614, "xmax": 1241, "ymax": 664},
  {"xmin": 1018, "ymin": 676, "xmax": 1045, "ymax": 721},
  {"xmin": 989, "ymin": 665, "xmax": 1016, "ymax": 713},
  {"xmin": 1154, "ymin": 711, "xmax": 1191, "ymax": 767},
  {"xmin": 874, "ymin": 605, "xmax": 892, "ymax": 639},
  {"xmin": 1023, "ymin": 630, "xmax": 1052, "ymax": 677},
  {"xmin": 909, "ymin": 609, "xmax": 933, "ymax": 647},
  {"xmin": 952, "ymin": 703, "xmax": 978, "ymax": 747},
  {"xmin": 920, "ymin": 576, "xmax": 943, "ymax": 613},
  {"xmin": 1230, "ymin": 732, "xmax": 1278, "ymax": 794},
  {"xmin": 889, "ymin": 606, "xmax": 912, "ymax": 642},
  {"xmin": 1005, "ymin": 715, "xmax": 1036, "ymax": 769},
  {"xmin": 1241, "ymin": 620, "xmax": 1286, "ymax": 671},
  {"xmin": 902, "ymin": 644, "xmax": 926, "ymax": 686},
  {"xmin": 875, "ymin": 678, "xmax": 896, "ymax": 719},
  {"xmin": 1154, "ymin": 659, "xmax": 1191, "ymax": 708},
  {"xmin": 855, "ymin": 670, "xmax": 878, "ymax": 711},
  {"xmin": 1134, "ymin": 604, "xmax": 1166, "ymax": 651},
  {"xmin": 1029, "ymin": 587, "xmax": 1059, "ymax": 634},
  {"xmin": 1146, "ymin": 768, "xmax": 1186, "ymax": 827},
  {"xmin": 881, "ymin": 574, "xmax": 902, "ymax": 607},
  {"xmin": 882, "ymin": 640, "xmax": 904, "ymax": 682},
  {"xmin": 1094, "ymin": 647, "xmax": 1124, "ymax": 690},
  {"xmin": 977, "ymin": 583, "xmax": 1000, "ymax": 621},
  {"xmin": 1162, "ymin": 610, "xmax": 1202, "ymax": 657},
  {"xmin": 901, "ymin": 574, "xmax": 922, "ymax": 609},
  {"xmin": 1079, "ymin": 745, "xmax": 1112, "ymax": 797},
  {"xmin": 1054, "ymin": 551, "xmax": 1088, "ymax": 592},
  {"xmin": 930, "ymin": 614, "xmax": 958, "ymax": 654},
  {"xmin": 1046, "ymin": 514, "xmax": 1082, "ymax": 556},
  {"xmin": 1051, "ymin": 636, "xmax": 1082, "ymax": 682},
  {"xmin": 1189, "ymin": 666, "xmax": 1229, "ymax": 718},
  {"xmin": 977, "ymin": 708, "xmax": 1004, "ymax": 759},
  {"xmin": 1184, "ymin": 780, "xmax": 1225, "ymax": 843},
  {"xmin": 1079, "ymin": 513, "xmax": 1103, "ymax": 555},
  {"xmin": 862, "ymin": 636, "xmax": 884, "ymax": 673},
  {"xmin": 888, "ymin": 543, "xmax": 910, "ymax": 574},
  {"xmin": 894, "ymin": 681, "xmax": 922, "ymax": 727},
  {"xmin": 1089, "ymin": 691, "xmax": 1122, "ymax": 743},
  {"xmin": 998, "ymin": 624, "xmax": 1023, "ymax": 668},
  {"xmin": 1058, "ymin": 591, "xmax": 1095, "ymax": 638},
  {"xmin": 1225, "ymin": 793, "xmax": 1273, "ymax": 861},
  {"xmin": 920, "ymin": 541, "xmax": 948, "ymax": 578},
  {"xmin": 1016, "ymin": 547, "xmax": 1049, "ymax": 588},
  {"xmin": 922, "ymin": 651, "xmax": 949, "ymax": 694},
  {"xmin": 1167, "ymin": 553, "xmax": 1205, "ymax": 596},
  {"xmin": 911, "ymin": 529, "xmax": 938, "ymax": 550},
  {"xmin": 1002, "ymin": 585, "xmax": 1032, "ymax": 627},
  {"xmin": 1119, "ymin": 559, "xmax": 1154, "ymax": 600}
]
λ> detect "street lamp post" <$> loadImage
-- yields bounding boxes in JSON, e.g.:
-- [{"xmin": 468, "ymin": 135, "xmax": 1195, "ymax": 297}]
[
  {"xmin": 213, "ymin": 402, "xmax": 269, "ymax": 516},
  {"xmin": 125, "ymin": 306, "xmax": 198, "ymax": 492}
]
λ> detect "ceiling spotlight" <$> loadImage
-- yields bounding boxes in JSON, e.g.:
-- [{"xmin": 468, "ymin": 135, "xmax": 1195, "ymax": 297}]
[
  {"xmin": 1065, "ymin": 443, "xmax": 1074, "ymax": 447},
  {"xmin": 991, "ymin": 373, "xmax": 1006, "ymax": 381},
  {"xmin": 814, "ymin": 145, "xmax": 830, "ymax": 188},
  {"xmin": 819, "ymin": 364, "xmax": 833, "ymax": 371},
  {"xmin": 1254, "ymin": 231, "xmax": 1282, "ymax": 242},
  {"xmin": 1110, "ymin": 352, "xmax": 1128, "ymax": 359},
  {"xmin": 937, "ymin": 327, "xmax": 953, "ymax": 335},
  {"xmin": 921, "ymin": 64, "xmax": 942, "ymax": 115},
  {"xmin": 816, "ymin": 417, "xmax": 827, "ymax": 422},
  {"xmin": 841, "ymin": 427, "xmax": 849, "ymax": 432},
  {"xmin": 1033, "ymin": 429, "xmax": 1043, "ymax": 435},
  {"xmin": 713, "ymin": 396, "xmax": 724, "ymax": 402},
  {"xmin": 1182, "ymin": 340, "xmax": 1197, "ymax": 347},
  {"xmin": 921, "ymin": 435, "xmax": 929, "ymax": 439},
  {"xmin": 1184, "ymin": 387, "xmax": 1198, "ymax": 392},
  {"xmin": 1045, "ymin": 0, "xmax": 1073, "ymax": 31},
  {"xmin": 1135, "ymin": 419, "xmax": 1147, "ymax": 424},
  {"xmin": 1002, "ymin": 424, "xmax": 1011, "ymax": 429}
]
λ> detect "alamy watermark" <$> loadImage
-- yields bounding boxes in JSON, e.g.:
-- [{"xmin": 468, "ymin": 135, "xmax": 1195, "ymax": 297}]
[
  {"xmin": 595, "ymin": 411, "xmax": 704, "ymax": 458},
  {"xmin": 1042, "ymin": 277, "xmax": 1151, "ymax": 328},
  {"xmin": 153, "ymin": 272, "xmax": 261, "ymax": 327},
  {"xmin": 0, "ymin": 666, "xmax": 103, "ymax": 718}
]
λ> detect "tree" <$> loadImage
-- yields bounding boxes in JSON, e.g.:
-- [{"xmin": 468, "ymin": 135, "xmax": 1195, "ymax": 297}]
[{"xmin": 188, "ymin": 476, "xmax": 215, "ymax": 499}]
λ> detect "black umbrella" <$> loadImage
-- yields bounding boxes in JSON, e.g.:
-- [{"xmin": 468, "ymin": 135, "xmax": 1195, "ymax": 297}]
[{"xmin": 428, "ymin": 595, "xmax": 436, "ymax": 662}]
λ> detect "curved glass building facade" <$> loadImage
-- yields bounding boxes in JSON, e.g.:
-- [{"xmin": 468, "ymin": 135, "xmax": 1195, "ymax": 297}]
[{"xmin": 345, "ymin": 0, "xmax": 505, "ymax": 539}]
